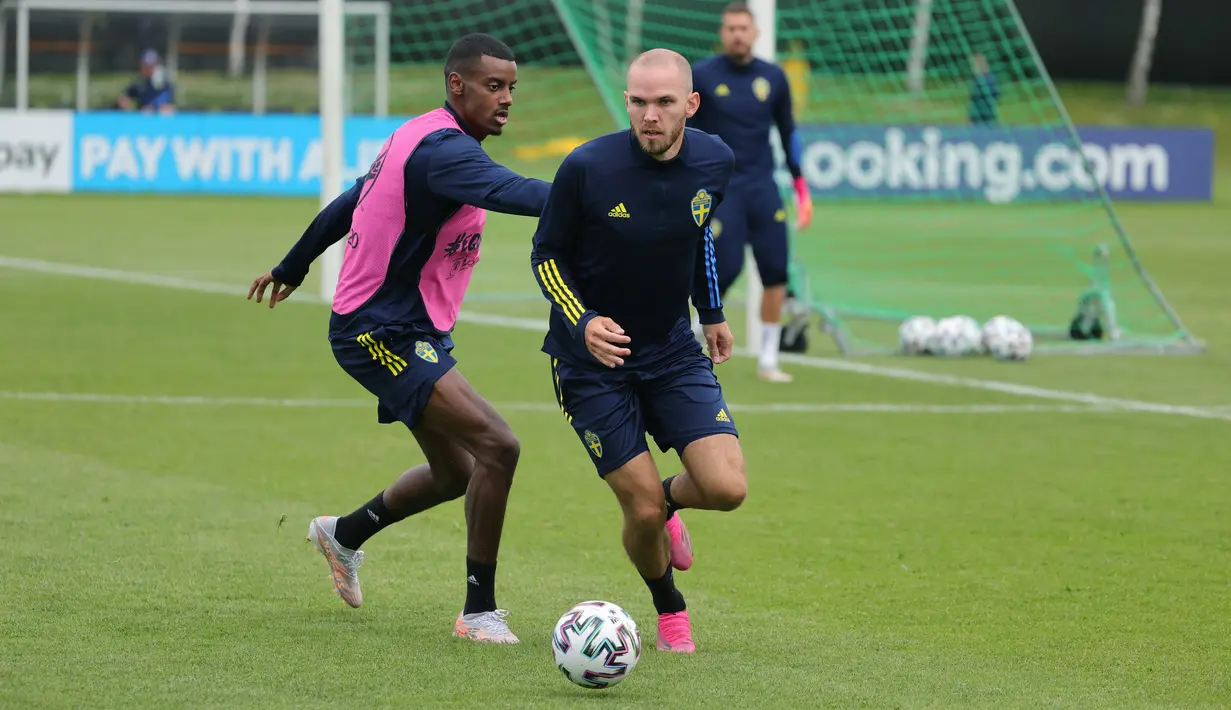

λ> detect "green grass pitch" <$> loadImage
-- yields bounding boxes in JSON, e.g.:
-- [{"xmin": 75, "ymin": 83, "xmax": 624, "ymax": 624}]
[{"xmin": 3, "ymin": 88, "xmax": 1231, "ymax": 706}]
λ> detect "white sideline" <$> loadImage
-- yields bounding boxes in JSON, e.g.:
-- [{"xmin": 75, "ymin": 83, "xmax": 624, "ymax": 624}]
[
  {"xmin": 0, "ymin": 390, "xmax": 1125, "ymax": 414},
  {"xmin": 1, "ymin": 255, "xmax": 1226, "ymax": 423}
]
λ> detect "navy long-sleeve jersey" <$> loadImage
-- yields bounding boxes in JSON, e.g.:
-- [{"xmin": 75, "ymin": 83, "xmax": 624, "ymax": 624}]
[
  {"xmin": 269, "ymin": 103, "xmax": 548, "ymax": 343},
  {"xmin": 530, "ymin": 128, "xmax": 735, "ymax": 367},
  {"xmin": 688, "ymin": 54, "xmax": 802, "ymax": 185}
]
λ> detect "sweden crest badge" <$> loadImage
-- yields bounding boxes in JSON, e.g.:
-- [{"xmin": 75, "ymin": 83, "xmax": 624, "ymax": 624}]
[
  {"xmin": 414, "ymin": 340, "xmax": 439, "ymax": 363},
  {"xmin": 690, "ymin": 189, "xmax": 712, "ymax": 227},
  {"xmin": 753, "ymin": 76, "xmax": 771, "ymax": 102},
  {"xmin": 584, "ymin": 430, "xmax": 603, "ymax": 458}
]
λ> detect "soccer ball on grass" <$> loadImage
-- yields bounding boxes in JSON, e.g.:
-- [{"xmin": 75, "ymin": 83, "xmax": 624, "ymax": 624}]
[
  {"xmin": 930, "ymin": 315, "xmax": 984, "ymax": 356},
  {"xmin": 982, "ymin": 315, "xmax": 1033, "ymax": 360},
  {"xmin": 898, "ymin": 316, "xmax": 937, "ymax": 355},
  {"xmin": 552, "ymin": 601, "xmax": 642, "ymax": 689}
]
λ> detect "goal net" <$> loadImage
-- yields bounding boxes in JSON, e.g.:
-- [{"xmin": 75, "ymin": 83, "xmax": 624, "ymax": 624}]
[
  {"xmin": 547, "ymin": 0, "xmax": 1201, "ymax": 355},
  {"xmin": 342, "ymin": 0, "xmax": 611, "ymax": 157}
]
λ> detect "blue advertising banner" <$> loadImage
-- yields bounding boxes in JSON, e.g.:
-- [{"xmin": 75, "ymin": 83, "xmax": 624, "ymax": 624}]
[
  {"xmin": 73, "ymin": 113, "xmax": 407, "ymax": 195},
  {"xmin": 780, "ymin": 124, "xmax": 1215, "ymax": 202},
  {"xmin": 70, "ymin": 113, "xmax": 1214, "ymax": 202}
]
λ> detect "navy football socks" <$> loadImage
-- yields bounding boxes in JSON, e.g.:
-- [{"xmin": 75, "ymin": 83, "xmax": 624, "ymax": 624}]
[{"xmin": 333, "ymin": 491, "xmax": 399, "ymax": 550}]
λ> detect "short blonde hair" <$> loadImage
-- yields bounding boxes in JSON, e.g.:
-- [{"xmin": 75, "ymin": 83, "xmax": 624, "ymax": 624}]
[{"xmin": 627, "ymin": 48, "xmax": 693, "ymax": 92}]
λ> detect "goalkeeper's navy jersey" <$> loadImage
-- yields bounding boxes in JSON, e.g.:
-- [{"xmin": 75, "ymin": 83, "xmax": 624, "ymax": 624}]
[
  {"xmin": 688, "ymin": 54, "xmax": 803, "ymax": 186},
  {"xmin": 530, "ymin": 128, "xmax": 734, "ymax": 368}
]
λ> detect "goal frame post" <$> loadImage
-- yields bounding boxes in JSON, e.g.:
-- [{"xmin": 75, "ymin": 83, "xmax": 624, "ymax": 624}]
[{"xmin": 744, "ymin": 0, "xmax": 776, "ymax": 356}]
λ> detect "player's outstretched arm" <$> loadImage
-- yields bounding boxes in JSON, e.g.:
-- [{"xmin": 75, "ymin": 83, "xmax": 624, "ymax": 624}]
[
  {"xmin": 427, "ymin": 132, "xmax": 550, "ymax": 217},
  {"xmin": 248, "ymin": 176, "xmax": 362, "ymax": 308},
  {"xmin": 772, "ymin": 69, "xmax": 812, "ymax": 230}
]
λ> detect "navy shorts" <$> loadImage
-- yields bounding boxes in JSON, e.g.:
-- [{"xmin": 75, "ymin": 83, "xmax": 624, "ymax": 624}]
[
  {"xmin": 332, "ymin": 325, "xmax": 456, "ymax": 430},
  {"xmin": 712, "ymin": 178, "xmax": 790, "ymax": 295},
  {"xmin": 549, "ymin": 348, "xmax": 739, "ymax": 477}
]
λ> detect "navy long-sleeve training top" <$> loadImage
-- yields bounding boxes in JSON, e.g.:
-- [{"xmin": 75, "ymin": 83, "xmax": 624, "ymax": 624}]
[
  {"xmin": 530, "ymin": 128, "xmax": 735, "ymax": 367},
  {"xmin": 688, "ymin": 54, "xmax": 802, "ymax": 185}
]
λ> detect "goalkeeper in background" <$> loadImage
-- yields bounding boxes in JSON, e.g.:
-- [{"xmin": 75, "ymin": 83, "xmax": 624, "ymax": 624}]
[{"xmin": 688, "ymin": 1, "xmax": 812, "ymax": 383}]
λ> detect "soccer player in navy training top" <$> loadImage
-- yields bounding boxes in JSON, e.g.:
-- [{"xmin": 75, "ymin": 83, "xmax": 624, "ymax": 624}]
[
  {"xmin": 247, "ymin": 34, "xmax": 548, "ymax": 644},
  {"xmin": 530, "ymin": 48, "xmax": 747, "ymax": 654},
  {"xmin": 688, "ymin": 2, "xmax": 812, "ymax": 383}
]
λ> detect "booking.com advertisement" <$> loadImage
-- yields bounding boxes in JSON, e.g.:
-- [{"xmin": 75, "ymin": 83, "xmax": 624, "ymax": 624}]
[
  {"xmin": 776, "ymin": 124, "xmax": 1215, "ymax": 202},
  {"xmin": 0, "ymin": 110, "xmax": 1214, "ymax": 202}
]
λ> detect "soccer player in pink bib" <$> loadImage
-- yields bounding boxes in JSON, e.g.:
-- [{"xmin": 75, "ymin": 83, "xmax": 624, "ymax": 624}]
[{"xmin": 248, "ymin": 34, "xmax": 548, "ymax": 644}]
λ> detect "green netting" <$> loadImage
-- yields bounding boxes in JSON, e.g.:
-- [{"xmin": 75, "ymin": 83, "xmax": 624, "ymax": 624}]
[
  {"xmin": 343, "ymin": 1, "xmax": 611, "ymax": 152},
  {"xmin": 774, "ymin": 0, "xmax": 1198, "ymax": 354},
  {"xmin": 353, "ymin": 0, "xmax": 1200, "ymax": 355}
]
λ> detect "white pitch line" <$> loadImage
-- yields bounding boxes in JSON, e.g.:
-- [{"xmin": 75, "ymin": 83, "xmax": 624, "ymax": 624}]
[
  {"xmin": 2, "ymin": 255, "xmax": 1226, "ymax": 423},
  {"xmin": 0, "ymin": 391, "xmax": 373, "ymax": 408},
  {"xmin": 724, "ymin": 403, "xmax": 1120, "ymax": 414},
  {"xmin": 0, "ymin": 256, "xmax": 248, "ymax": 298},
  {"xmin": 772, "ymin": 351, "xmax": 1231, "ymax": 422},
  {"xmin": 0, "ymin": 391, "xmax": 1124, "ymax": 414}
]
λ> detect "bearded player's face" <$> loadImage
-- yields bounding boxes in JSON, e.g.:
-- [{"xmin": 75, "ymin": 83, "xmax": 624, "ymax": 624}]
[
  {"xmin": 624, "ymin": 64, "xmax": 699, "ymax": 158},
  {"xmin": 449, "ymin": 55, "xmax": 518, "ymax": 139},
  {"xmin": 719, "ymin": 11, "xmax": 757, "ymax": 62}
]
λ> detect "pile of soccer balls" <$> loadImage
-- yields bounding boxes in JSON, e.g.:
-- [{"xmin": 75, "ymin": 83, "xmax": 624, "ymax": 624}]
[{"xmin": 898, "ymin": 314, "xmax": 1033, "ymax": 361}]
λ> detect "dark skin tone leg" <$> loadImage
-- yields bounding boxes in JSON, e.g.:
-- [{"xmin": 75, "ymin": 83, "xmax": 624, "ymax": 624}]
[
  {"xmin": 377, "ymin": 428, "xmax": 476, "ymax": 518},
  {"xmin": 411, "ymin": 368, "xmax": 519, "ymax": 564}
]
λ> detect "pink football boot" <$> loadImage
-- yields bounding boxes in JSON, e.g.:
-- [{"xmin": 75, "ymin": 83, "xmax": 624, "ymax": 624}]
[
  {"xmin": 665, "ymin": 513, "xmax": 693, "ymax": 571},
  {"xmin": 656, "ymin": 610, "xmax": 695, "ymax": 653}
]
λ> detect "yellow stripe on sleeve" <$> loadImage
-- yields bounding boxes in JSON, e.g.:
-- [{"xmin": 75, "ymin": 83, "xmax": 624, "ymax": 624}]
[
  {"xmin": 537, "ymin": 262, "xmax": 581, "ymax": 325},
  {"xmin": 547, "ymin": 259, "xmax": 586, "ymax": 320}
]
